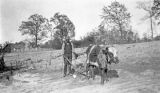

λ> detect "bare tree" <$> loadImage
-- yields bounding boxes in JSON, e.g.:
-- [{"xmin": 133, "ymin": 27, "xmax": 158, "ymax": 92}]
[
  {"xmin": 137, "ymin": 0, "xmax": 155, "ymax": 40},
  {"xmin": 152, "ymin": 0, "xmax": 160, "ymax": 23}
]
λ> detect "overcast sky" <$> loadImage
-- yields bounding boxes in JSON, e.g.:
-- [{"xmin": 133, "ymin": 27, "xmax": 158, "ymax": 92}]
[{"xmin": 0, "ymin": 0, "xmax": 158, "ymax": 43}]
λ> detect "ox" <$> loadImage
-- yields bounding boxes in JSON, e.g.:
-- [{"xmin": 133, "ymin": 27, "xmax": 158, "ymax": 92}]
[{"xmin": 85, "ymin": 44, "xmax": 119, "ymax": 84}]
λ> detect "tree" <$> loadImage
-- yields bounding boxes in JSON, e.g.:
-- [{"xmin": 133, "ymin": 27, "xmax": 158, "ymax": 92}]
[
  {"xmin": 152, "ymin": 0, "xmax": 160, "ymax": 23},
  {"xmin": 97, "ymin": 24, "xmax": 109, "ymax": 44},
  {"xmin": 19, "ymin": 14, "xmax": 48, "ymax": 48},
  {"xmin": 143, "ymin": 32, "xmax": 151, "ymax": 41},
  {"xmin": 137, "ymin": 0, "xmax": 155, "ymax": 40},
  {"xmin": 43, "ymin": 19, "xmax": 54, "ymax": 40},
  {"xmin": 13, "ymin": 41, "xmax": 26, "ymax": 52},
  {"xmin": 133, "ymin": 32, "xmax": 140, "ymax": 42},
  {"xmin": 101, "ymin": 1, "xmax": 131, "ymax": 40},
  {"xmin": 50, "ymin": 12, "xmax": 75, "ymax": 42},
  {"xmin": 154, "ymin": 35, "xmax": 160, "ymax": 40},
  {"xmin": 51, "ymin": 37, "xmax": 62, "ymax": 49},
  {"xmin": 127, "ymin": 30, "xmax": 134, "ymax": 43},
  {"xmin": 40, "ymin": 38, "xmax": 62, "ymax": 49}
]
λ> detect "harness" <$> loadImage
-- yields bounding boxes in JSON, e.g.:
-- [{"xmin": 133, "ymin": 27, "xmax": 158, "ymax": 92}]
[
  {"xmin": 87, "ymin": 45, "xmax": 101, "ymax": 67},
  {"xmin": 87, "ymin": 45, "xmax": 96, "ymax": 63},
  {"xmin": 86, "ymin": 45, "xmax": 117, "ymax": 68}
]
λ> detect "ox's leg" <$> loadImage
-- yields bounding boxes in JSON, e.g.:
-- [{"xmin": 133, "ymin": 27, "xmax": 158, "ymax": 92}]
[
  {"xmin": 91, "ymin": 66, "xmax": 95, "ymax": 80},
  {"xmin": 88, "ymin": 66, "xmax": 91, "ymax": 79},
  {"xmin": 89, "ymin": 65, "xmax": 95, "ymax": 80},
  {"xmin": 104, "ymin": 68, "xmax": 108, "ymax": 82},
  {"xmin": 88, "ymin": 64, "xmax": 93, "ymax": 79},
  {"xmin": 85, "ymin": 63, "xmax": 90, "ymax": 79},
  {"xmin": 63, "ymin": 57, "xmax": 68, "ymax": 77},
  {"xmin": 97, "ymin": 60, "xmax": 105, "ymax": 84},
  {"xmin": 100, "ymin": 68, "xmax": 105, "ymax": 85}
]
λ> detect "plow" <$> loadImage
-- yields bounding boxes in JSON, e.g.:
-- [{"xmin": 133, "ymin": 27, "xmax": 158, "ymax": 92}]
[
  {"xmin": 51, "ymin": 52, "xmax": 90, "ymax": 79},
  {"xmin": 63, "ymin": 55, "xmax": 90, "ymax": 79}
]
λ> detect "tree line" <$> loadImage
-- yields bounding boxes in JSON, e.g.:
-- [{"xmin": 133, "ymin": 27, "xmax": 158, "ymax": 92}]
[{"xmin": 10, "ymin": 0, "xmax": 160, "ymax": 50}]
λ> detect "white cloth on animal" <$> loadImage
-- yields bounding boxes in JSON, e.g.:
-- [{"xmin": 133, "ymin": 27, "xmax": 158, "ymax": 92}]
[{"xmin": 108, "ymin": 47, "xmax": 118, "ymax": 57}]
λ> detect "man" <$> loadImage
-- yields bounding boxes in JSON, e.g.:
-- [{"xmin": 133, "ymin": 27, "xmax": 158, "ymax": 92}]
[{"xmin": 62, "ymin": 37, "xmax": 74, "ymax": 77}]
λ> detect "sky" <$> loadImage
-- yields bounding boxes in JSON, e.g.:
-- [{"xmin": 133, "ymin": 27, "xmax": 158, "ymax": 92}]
[{"xmin": 0, "ymin": 0, "xmax": 159, "ymax": 43}]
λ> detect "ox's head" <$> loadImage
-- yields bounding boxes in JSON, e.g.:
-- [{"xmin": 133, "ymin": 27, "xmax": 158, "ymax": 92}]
[{"xmin": 102, "ymin": 46, "xmax": 119, "ymax": 64}]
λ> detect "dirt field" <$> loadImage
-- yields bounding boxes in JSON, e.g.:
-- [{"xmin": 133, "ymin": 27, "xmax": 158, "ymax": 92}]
[{"xmin": 0, "ymin": 41, "xmax": 160, "ymax": 93}]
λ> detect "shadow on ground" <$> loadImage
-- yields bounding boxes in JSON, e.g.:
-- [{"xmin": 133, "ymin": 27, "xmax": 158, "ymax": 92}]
[
  {"xmin": 67, "ymin": 69, "xmax": 119, "ymax": 89},
  {"xmin": 107, "ymin": 69, "xmax": 119, "ymax": 78}
]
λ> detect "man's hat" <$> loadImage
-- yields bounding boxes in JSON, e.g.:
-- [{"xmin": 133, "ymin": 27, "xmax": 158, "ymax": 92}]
[{"xmin": 63, "ymin": 36, "xmax": 72, "ymax": 42}]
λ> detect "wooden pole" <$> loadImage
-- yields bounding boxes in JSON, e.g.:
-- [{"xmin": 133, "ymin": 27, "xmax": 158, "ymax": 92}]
[{"xmin": 10, "ymin": 63, "xmax": 13, "ymax": 75}]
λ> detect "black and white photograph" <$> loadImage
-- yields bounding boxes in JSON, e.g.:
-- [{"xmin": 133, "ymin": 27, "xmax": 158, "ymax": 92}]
[{"xmin": 0, "ymin": 0, "xmax": 160, "ymax": 93}]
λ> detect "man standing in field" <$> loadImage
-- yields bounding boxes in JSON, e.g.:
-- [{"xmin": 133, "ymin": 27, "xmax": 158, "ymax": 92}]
[{"xmin": 62, "ymin": 37, "xmax": 74, "ymax": 77}]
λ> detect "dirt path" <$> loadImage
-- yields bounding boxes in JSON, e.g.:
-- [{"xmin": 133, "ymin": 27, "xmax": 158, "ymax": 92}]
[{"xmin": 0, "ymin": 68, "xmax": 159, "ymax": 93}]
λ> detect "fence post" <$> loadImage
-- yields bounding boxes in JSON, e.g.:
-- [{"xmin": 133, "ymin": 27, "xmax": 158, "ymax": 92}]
[
  {"xmin": 46, "ymin": 63, "xmax": 47, "ymax": 70},
  {"xmin": 10, "ymin": 63, "xmax": 13, "ymax": 75},
  {"xmin": 49, "ymin": 52, "xmax": 52, "ymax": 65},
  {"xmin": 16, "ymin": 61, "xmax": 18, "ymax": 69}
]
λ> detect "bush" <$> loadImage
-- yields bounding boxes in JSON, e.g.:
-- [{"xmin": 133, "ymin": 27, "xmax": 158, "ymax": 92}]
[
  {"xmin": 40, "ymin": 38, "xmax": 62, "ymax": 50},
  {"xmin": 154, "ymin": 35, "xmax": 160, "ymax": 41}
]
